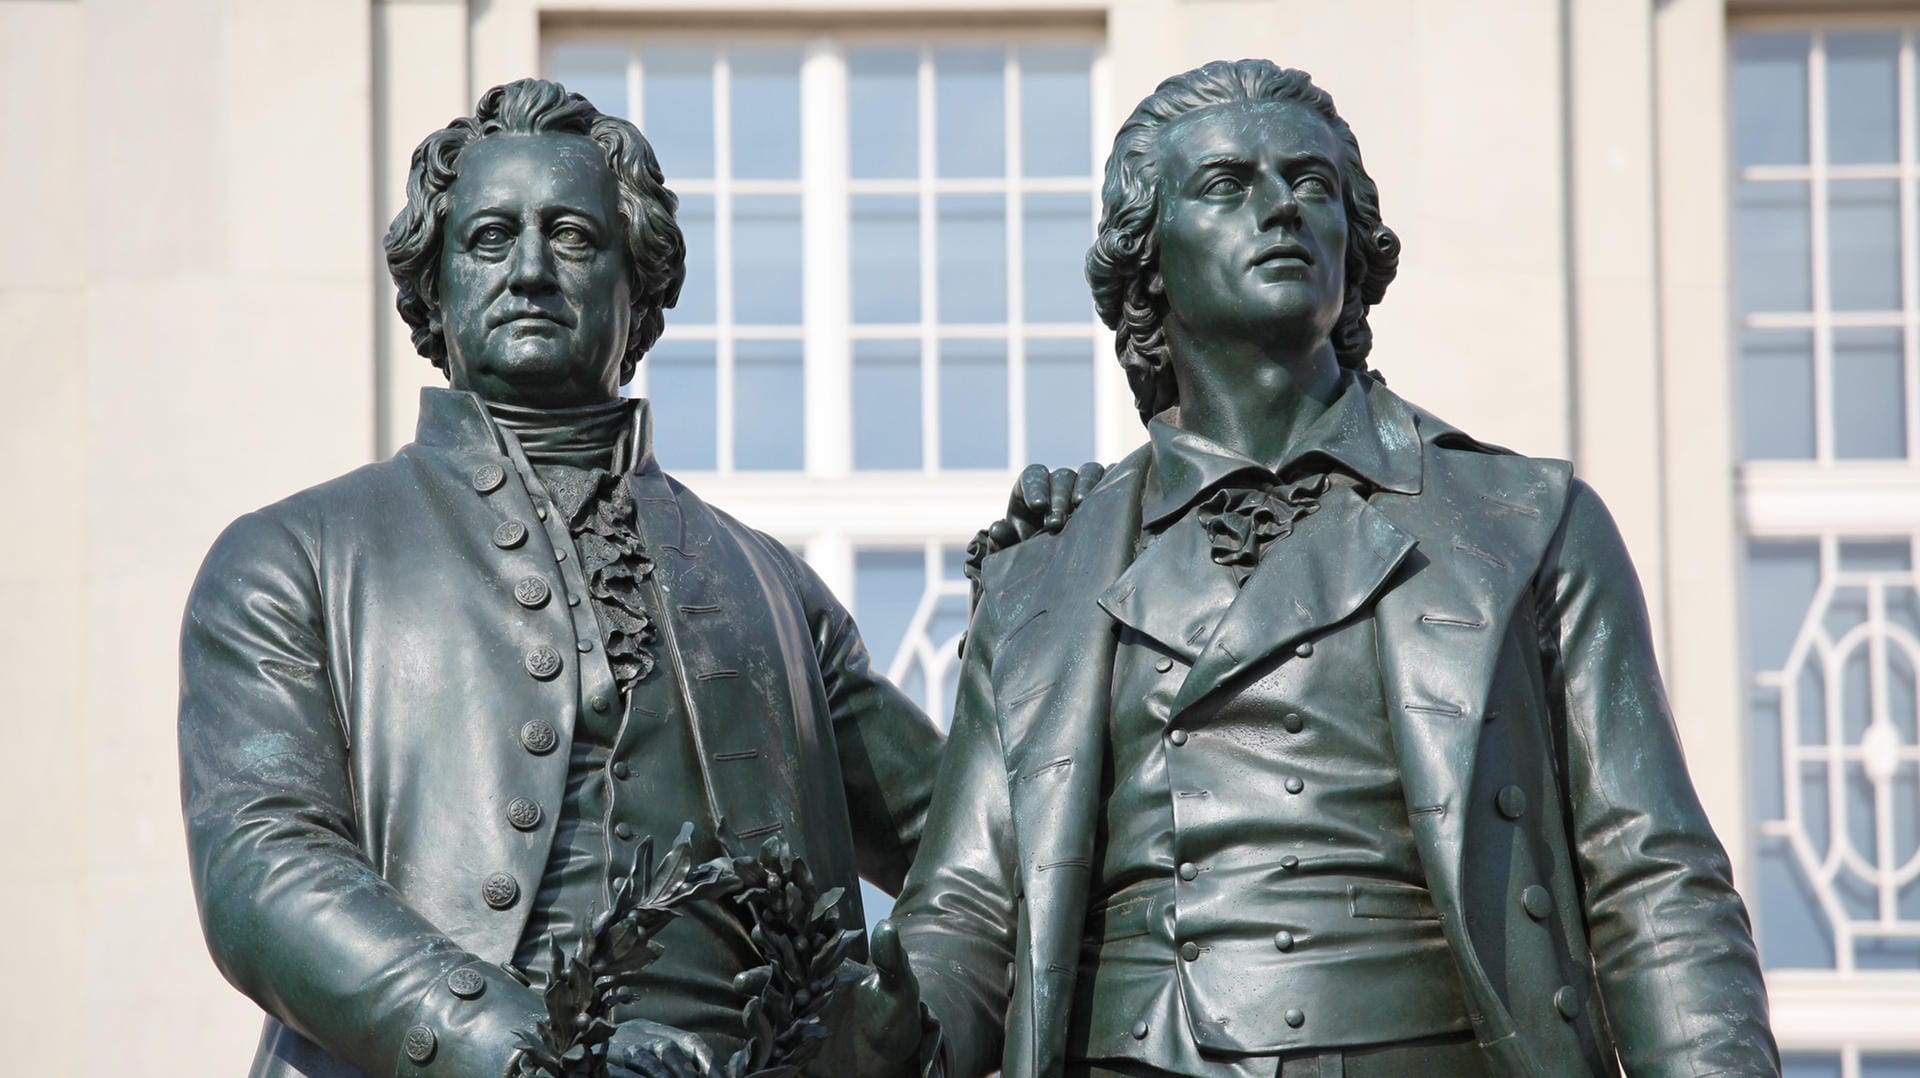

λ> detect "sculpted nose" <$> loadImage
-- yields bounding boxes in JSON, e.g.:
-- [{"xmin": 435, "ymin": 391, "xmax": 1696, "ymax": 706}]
[
  {"xmin": 1257, "ymin": 180, "xmax": 1301, "ymax": 231},
  {"xmin": 508, "ymin": 231, "xmax": 557, "ymax": 292}
]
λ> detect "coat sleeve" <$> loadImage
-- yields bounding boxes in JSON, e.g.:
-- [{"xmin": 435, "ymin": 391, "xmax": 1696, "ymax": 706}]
[
  {"xmin": 1535, "ymin": 480, "xmax": 1779, "ymax": 1076},
  {"xmin": 179, "ymin": 510, "xmax": 546, "ymax": 1077},
  {"xmin": 775, "ymin": 544, "xmax": 946, "ymax": 895},
  {"xmin": 888, "ymin": 583, "xmax": 1020, "ymax": 1078}
]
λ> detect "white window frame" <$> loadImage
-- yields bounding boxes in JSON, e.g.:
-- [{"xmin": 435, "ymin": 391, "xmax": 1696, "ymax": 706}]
[{"xmin": 1730, "ymin": 10, "xmax": 1920, "ymax": 1066}]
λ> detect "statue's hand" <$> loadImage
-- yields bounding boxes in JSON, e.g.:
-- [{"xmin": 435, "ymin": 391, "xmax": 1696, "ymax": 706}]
[
  {"xmin": 850, "ymin": 919, "xmax": 928, "ymax": 1073},
  {"xmin": 607, "ymin": 1018, "xmax": 718, "ymax": 1078},
  {"xmin": 991, "ymin": 462, "xmax": 1106, "ymax": 548}
]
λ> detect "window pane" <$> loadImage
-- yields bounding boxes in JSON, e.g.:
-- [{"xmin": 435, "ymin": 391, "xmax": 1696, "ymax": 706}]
[
  {"xmin": 936, "ymin": 47, "xmax": 1005, "ymax": 179},
  {"xmin": 733, "ymin": 195, "xmax": 803, "ymax": 325},
  {"xmin": 1784, "ymin": 1056, "xmax": 1842, "ymax": 1078},
  {"xmin": 674, "ymin": 194, "xmax": 717, "ymax": 324},
  {"xmin": 1026, "ymin": 338, "xmax": 1095, "ymax": 466},
  {"xmin": 852, "ymin": 195, "xmax": 920, "ymax": 323},
  {"xmin": 551, "ymin": 45, "xmax": 629, "ymax": 119},
  {"xmin": 1021, "ymin": 46, "xmax": 1092, "ymax": 177},
  {"xmin": 1740, "ymin": 329, "xmax": 1815, "ymax": 460},
  {"xmin": 642, "ymin": 47, "xmax": 715, "ymax": 180},
  {"xmin": 1746, "ymin": 540, "xmax": 1819, "ymax": 672},
  {"xmin": 938, "ymin": 194, "xmax": 1007, "ymax": 323},
  {"xmin": 730, "ymin": 47, "xmax": 802, "ymax": 181},
  {"xmin": 1733, "ymin": 33, "xmax": 1809, "ymax": 167},
  {"xmin": 849, "ymin": 48, "xmax": 919, "ymax": 179},
  {"xmin": 939, "ymin": 339, "xmax": 1008, "ymax": 469},
  {"xmin": 1735, "ymin": 181, "xmax": 1811, "ymax": 314},
  {"xmin": 644, "ymin": 339, "xmax": 717, "ymax": 470},
  {"xmin": 1830, "ymin": 180, "xmax": 1900, "ymax": 311},
  {"xmin": 1023, "ymin": 193, "xmax": 1094, "ymax": 323},
  {"xmin": 854, "ymin": 548, "xmax": 923, "ymax": 673},
  {"xmin": 1827, "ymin": 32, "xmax": 1900, "ymax": 165},
  {"xmin": 734, "ymin": 340, "xmax": 804, "ymax": 470},
  {"xmin": 1863, "ymin": 1057, "xmax": 1920, "ymax": 1078},
  {"xmin": 1833, "ymin": 326, "xmax": 1906, "ymax": 459},
  {"xmin": 854, "ymin": 340, "xmax": 923, "ymax": 470}
]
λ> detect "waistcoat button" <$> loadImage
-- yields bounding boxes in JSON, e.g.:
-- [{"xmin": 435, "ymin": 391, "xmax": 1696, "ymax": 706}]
[
  {"xmin": 519, "ymin": 719, "xmax": 558, "ymax": 755},
  {"xmin": 506, "ymin": 797, "xmax": 542, "ymax": 831},
  {"xmin": 1168, "ymin": 729, "xmax": 1188, "ymax": 746},
  {"xmin": 1553, "ymin": 986, "xmax": 1580, "ymax": 1020},
  {"xmin": 471, "ymin": 464, "xmax": 505, "ymax": 493},
  {"xmin": 1178, "ymin": 862, "xmax": 1198, "ymax": 881},
  {"xmin": 1496, "ymin": 785, "xmax": 1527, "ymax": 819},
  {"xmin": 524, "ymin": 645, "xmax": 563, "ymax": 680},
  {"xmin": 1180, "ymin": 941, "xmax": 1200, "ymax": 962},
  {"xmin": 1131, "ymin": 1020, "xmax": 1149, "ymax": 1040},
  {"xmin": 481, "ymin": 872, "xmax": 520, "ymax": 910},
  {"xmin": 612, "ymin": 761, "xmax": 630, "ymax": 779},
  {"xmin": 615, "ymin": 822, "xmax": 636, "ymax": 841},
  {"xmin": 1282, "ymin": 712, "xmax": 1304, "ymax": 733},
  {"xmin": 494, "ymin": 520, "xmax": 527, "ymax": 549},
  {"xmin": 447, "ymin": 968, "xmax": 487, "ymax": 999},
  {"xmin": 513, "ymin": 576, "xmax": 551, "ymax": 608},
  {"xmin": 1273, "ymin": 930, "xmax": 1295, "ymax": 951},
  {"xmin": 1280, "ymin": 855, "xmax": 1300, "ymax": 870},
  {"xmin": 1294, "ymin": 641, "xmax": 1313, "ymax": 658},
  {"xmin": 1155, "ymin": 656, "xmax": 1174, "ymax": 673},
  {"xmin": 403, "ymin": 1025, "xmax": 437, "ymax": 1062},
  {"xmin": 1521, "ymin": 885, "xmax": 1553, "ymax": 920},
  {"xmin": 1284, "ymin": 777, "xmax": 1304, "ymax": 795},
  {"xmin": 1284, "ymin": 1008, "xmax": 1306, "ymax": 1029}
]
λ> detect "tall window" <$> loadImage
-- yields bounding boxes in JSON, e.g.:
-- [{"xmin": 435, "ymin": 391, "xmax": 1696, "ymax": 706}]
[
  {"xmin": 550, "ymin": 27, "xmax": 1114, "ymax": 928},
  {"xmin": 1733, "ymin": 22, "xmax": 1920, "ymax": 1070}
]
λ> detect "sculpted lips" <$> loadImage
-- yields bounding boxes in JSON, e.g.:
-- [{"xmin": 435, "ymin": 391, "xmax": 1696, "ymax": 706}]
[
  {"xmin": 1252, "ymin": 242, "xmax": 1312, "ymax": 267},
  {"xmin": 489, "ymin": 305, "xmax": 572, "ymax": 330}
]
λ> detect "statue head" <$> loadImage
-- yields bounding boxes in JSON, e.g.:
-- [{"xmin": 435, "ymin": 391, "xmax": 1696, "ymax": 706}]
[
  {"xmin": 1087, "ymin": 60, "xmax": 1400, "ymax": 423},
  {"xmin": 385, "ymin": 78, "xmax": 686, "ymax": 407}
]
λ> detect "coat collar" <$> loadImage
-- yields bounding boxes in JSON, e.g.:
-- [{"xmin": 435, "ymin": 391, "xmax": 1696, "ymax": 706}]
[
  {"xmin": 413, "ymin": 387, "xmax": 657, "ymax": 475},
  {"xmin": 1141, "ymin": 370, "xmax": 1422, "ymax": 529}
]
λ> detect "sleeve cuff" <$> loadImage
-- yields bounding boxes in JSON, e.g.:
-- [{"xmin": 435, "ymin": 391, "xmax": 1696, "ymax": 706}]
[{"xmin": 391, "ymin": 959, "xmax": 546, "ymax": 1077}]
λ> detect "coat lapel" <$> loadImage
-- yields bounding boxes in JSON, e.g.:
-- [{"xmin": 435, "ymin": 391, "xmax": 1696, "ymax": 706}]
[
  {"xmin": 1369, "ymin": 435, "xmax": 1571, "ymax": 1063},
  {"xmin": 1170, "ymin": 482, "xmax": 1415, "ymax": 715},
  {"xmin": 987, "ymin": 448, "xmax": 1147, "ymax": 1077}
]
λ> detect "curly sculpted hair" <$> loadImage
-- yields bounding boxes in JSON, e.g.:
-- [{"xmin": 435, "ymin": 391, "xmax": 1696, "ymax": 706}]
[
  {"xmin": 1088, "ymin": 60, "xmax": 1401, "ymax": 423},
  {"xmin": 384, "ymin": 78, "xmax": 686, "ymax": 383}
]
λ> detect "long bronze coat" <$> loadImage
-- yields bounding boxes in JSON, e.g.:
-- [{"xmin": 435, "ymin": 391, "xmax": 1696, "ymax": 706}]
[
  {"xmin": 180, "ymin": 390, "xmax": 942, "ymax": 1077},
  {"xmin": 892, "ymin": 390, "xmax": 1777, "ymax": 1077}
]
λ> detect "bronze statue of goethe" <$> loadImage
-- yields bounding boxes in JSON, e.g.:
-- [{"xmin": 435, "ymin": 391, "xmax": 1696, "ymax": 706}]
[
  {"xmin": 178, "ymin": 78, "xmax": 1089, "ymax": 1078},
  {"xmin": 855, "ymin": 59, "xmax": 1780, "ymax": 1077}
]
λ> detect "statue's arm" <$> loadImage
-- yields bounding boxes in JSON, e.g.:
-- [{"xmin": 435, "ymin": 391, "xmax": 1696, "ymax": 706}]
[
  {"xmin": 179, "ymin": 510, "xmax": 543, "ymax": 1077},
  {"xmin": 778, "ymin": 543, "xmax": 945, "ymax": 894},
  {"xmin": 1535, "ymin": 480, "xmax": 1779, "ymax": 1075},
  {"xmin": 887, "ymin": 592, "xmax": 1020, "ymax": 1078}
]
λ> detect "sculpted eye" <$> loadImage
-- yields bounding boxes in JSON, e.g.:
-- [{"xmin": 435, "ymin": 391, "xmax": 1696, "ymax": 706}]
[
  {"xmin": 552, "ymin": 223, "xmax": 592, "ymax": 246},
  {"xmin": 472, "ymin": 223, "xmax": 512, "ymax": 247},
  {"xmin": 1295, "ymin": 174, "xmax": 1335, "ymax": 197},
  {"xmin": 1201, "ymin": 175, "xmax": 1245, "ymax": 196}
]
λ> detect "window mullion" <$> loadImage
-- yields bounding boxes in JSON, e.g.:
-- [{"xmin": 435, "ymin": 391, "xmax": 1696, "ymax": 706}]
[
  {"xmin": 715, "ymin": 50, "xmax": 737, "ymax": 473},
  {"xmin": 802, "ymin": 37, "xmax": 853, "ymax": 478},
  {"xmin": 1005, "ymin": 49, "xmax": 1027, "ymax": 469},
  {"xmin": 918, "ymin": 47, "xmax": 940, "ymax": 472}
]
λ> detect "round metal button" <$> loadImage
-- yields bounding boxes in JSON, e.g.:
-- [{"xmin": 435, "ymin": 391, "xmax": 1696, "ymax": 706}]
[
  {"xmin": 482, "ymin": 872, "xmax": 520, "ymax": 910},
  {"xmin": 1284, "ymin": 776, "xmax": 1304, "ymax": 795},
  {"xmin": 1280, "ymin": 855, "xmax": 1300, "ymax": 871},
  {"xmin": 494, "ymin": 520, "xmax": 527, "ymax": 549},
  {"xmin": 612, "ymin": 761, "xmax": 630, "ymax": 779},
  {"xmin": 471, "ymin": 464, "xmax": 505, "ymax": 493},
  {"xmin": 1553, "ymin": 985, "xmax": 1580, "ymax": 1020},
  {"xmin": 1178, "ymin": 862, "xmax": 1199, "ymax": 882},
  {"xmin": 1131, "ymin": 1020, "xmax": 1149, "ymax": 1040},
  {"xmin": 1180, "ymin": 941, "xmax": 1201, "ymax": 962},
  {"xmin": 567, "ymin": 594, "xmax": 581, "ymax": 607},
  {"xmin": 1282, "ymin": 712, "xmax": 1305, "ymax": 733},
  {"xmin": 403, "ymin": 1024, "xmax": 438, "ymax": 1063},
  {"xmin": 536, "ymin": 507, "xmax": 548, "ymax": 521},
  {"xmin": 1154, "ymin": 656, "xmax": 1174, "ymax": 674},
  {"xmin": 1168, "ymin": 729, "xmax": 1189, "ymax": 746},
  {"xmin": 506, "ymin": 797, "xmax": 542, "ymax": 831},
  {"xmin": 1521, "ymin": 885, "xmax": 1553, "ymax": 920},
  {"xmin": 1273, "ymin": 930, "xmax": 1295, "ymax": 952},
  {"xmin": 447, "ymin": 968, "xmax": 487, "ymax": 999},
  {"xmin": 1497, "ymin": 785, "xmax": 1528, "ymax": 820},
  {"xmin": 555, "ymin": 548, "xmax": 568, "ymax": 562},
  {"xmin": 524, "ymin": 645, "xmax": 563, "ymax": 680},
  {"xmin": 1294, "ymin": 640, "xmax": 1314, "ymax": 658},
  {"xmin": 592, "ymin": 697, "xmax": 611, "ymax": 713},
  {"xmin": 614, "ymin": 822, "xmax": 636, "ymax": 841},
  {"xmin": 513, "ymin": 576, "xmax": 551, "ymax": 608},
  {"xmin": 577, "ymin": 638, "xmax": 595, "ymax": 653},
  {"xmin": 519, "ymin": 719, "xmax": 558, "ymax": 755},
  {"xmin": 1284, "ymin": 1008, "xmax": 1306, "ymax": 1029}
]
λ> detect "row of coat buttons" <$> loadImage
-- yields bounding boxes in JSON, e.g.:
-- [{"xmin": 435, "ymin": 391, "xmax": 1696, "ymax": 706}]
[{"xmin": 1492, "ymin": 784, "xmax": 1580, "ymax": 1019}]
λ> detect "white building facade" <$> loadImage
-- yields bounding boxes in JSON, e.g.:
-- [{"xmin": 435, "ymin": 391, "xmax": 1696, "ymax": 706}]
[{"xmin": 3, "ymin": 0, "xmax": 1916, "ymax": 1072}]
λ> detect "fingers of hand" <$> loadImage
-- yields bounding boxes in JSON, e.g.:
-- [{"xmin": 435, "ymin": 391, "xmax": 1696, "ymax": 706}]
[
  {"xmin": 1046, "ymin": 467, "xmax": 1076, "ymax": 531},
  {"xmin": 986, "ymin": 519, "xmax": 1018, "ymax": 550},
  {"xmin": 1072, "ymin": 461, "xmax": 1106, "ymax": 506},
  {"xmin": 1019, "ymin": 464, "xmax": 1051, "ymax": 519}
]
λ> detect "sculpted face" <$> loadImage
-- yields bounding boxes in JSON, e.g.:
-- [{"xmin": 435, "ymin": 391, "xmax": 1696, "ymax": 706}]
[
  {"xmin": 1155, "ymin": 100, "xmax": 1348, "ymax": 355},
  {"xmin": 439, "ymin": 133, "xmax": 633, "ymax": 408}
]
